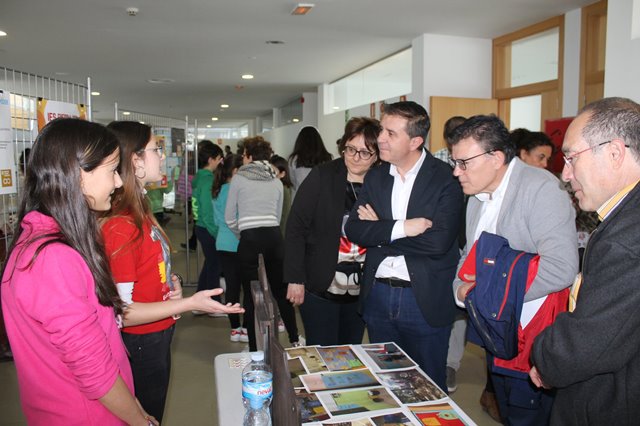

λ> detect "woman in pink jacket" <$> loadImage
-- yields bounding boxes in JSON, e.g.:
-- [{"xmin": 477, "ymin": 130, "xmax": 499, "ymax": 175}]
[{"xmin": 1, "ymin": 119, "xmax": 156, "ymax": 425}]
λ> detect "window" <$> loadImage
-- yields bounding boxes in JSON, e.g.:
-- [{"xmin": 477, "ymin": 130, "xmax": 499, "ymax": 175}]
[
  {"xmin": 278, "ymin": 98, "xmax": 303, "ymax": 127},
  {"xmin": 579, "ymin": 0, "xmax": 607, "ymax": 108},
  {"xmin": 325, "ymin": 49, "xmax": 411, "ymax": 114},
  {"xmin": 493, "ymin": 16, "xmax": 563, "ymax": 130}
]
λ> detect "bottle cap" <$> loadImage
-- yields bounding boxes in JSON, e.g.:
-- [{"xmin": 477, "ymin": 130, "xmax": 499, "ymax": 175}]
[{"xmin": 251, "ymin": 351, "xmax": 265, "ymax": 362}]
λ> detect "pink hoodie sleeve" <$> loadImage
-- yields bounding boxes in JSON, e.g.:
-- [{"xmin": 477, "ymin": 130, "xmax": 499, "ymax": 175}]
[{"xmin": 15, "ymin": 243, "xmax": 122, "ymax": 400}]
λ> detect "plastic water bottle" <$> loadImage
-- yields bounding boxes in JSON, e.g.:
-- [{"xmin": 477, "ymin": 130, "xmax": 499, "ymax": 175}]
[{"xmin": 242, "ymin": 351, "xmax": 273, "ymax": 426}]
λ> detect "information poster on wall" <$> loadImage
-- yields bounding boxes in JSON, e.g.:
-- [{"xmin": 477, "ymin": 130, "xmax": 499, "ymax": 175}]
[
  {"xmin": 36, "ymin": 98, "xmax": 87, "ymax": 131},
  {"xmin": 0, "ymin": 90, "xmax": 17, "ymax": 195}
]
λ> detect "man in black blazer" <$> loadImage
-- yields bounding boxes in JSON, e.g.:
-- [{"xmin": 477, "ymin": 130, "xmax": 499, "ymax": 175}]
[
  {"xmin": 346, "ymin": 101, "xmax": 463, "ymax": 391},
  {"xmin": 530, "ymin": 97, "xmax": 640, "ymax": 425}
]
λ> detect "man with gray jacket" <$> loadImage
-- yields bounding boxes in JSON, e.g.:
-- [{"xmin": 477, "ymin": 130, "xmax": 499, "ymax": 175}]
[
  {"xmin": 450, "ymin": 115, "xmax": 578, "ymax": 426},
  {"xmin": 530, "ymin": 97, "xmax": 640, "ymax": 425}
]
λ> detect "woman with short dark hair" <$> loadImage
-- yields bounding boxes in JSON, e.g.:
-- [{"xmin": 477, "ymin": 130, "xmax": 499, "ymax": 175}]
[{"xmin": 284, "ymin": 117, "xmax": 381, "ymax": 346}]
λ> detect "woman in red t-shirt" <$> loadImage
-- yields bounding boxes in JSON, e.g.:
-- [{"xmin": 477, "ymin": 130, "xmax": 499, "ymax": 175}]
[{"xmin": 102, "ymin": 121, "xmax": 243, "ymax": 422}]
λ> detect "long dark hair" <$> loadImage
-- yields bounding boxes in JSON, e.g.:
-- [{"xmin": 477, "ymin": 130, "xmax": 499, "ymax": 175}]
[
  {"xmin": 4, "ymin": 118, "xmax": 124, "ymax": 315},
  {"xmin": 212, "ymin": 154, "xmax": 243, "ymax": 198},
  {"xmin": 105, "ymin": 121, "xmax": 169, "ymax": 251},
  {"xmin": 270, "ymin": 155, "xmax": 293, "ymax": 188},
  {"xmin": 288, "ymin": 126, "xmax": 332, "ymax": 168}
]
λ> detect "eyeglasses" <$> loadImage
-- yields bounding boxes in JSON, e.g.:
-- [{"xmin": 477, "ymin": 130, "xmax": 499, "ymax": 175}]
[
  {"xmin": 343, "ymin": 145, "xmax": 375, "ymax": 160},
  {"xmin": 561, "ymin": 140, "xmax": 635, "ymax": 168},
  {"xmin": 452, "ymin": 149, "xmax": 495, "ymax": 171},
  {"xmin": 138, "ymin": 147, "xmax": 164, "ymax": 157}
]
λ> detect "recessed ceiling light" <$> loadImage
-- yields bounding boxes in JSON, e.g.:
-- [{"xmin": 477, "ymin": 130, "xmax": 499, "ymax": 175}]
[
  {"xmin": 265, "ymin": 40, "xmax": 285, "ymax": 45},
  {"xmin": 139, "ymin": 121, "xmax": 145, "ymax": 124},
  {"xmin": 147, "ymin": 78, "xmax": 175, "ymax": 84},
  {"xmin": 292, "ymin": 118, "xmax": 300, "ymax": 123},
  {"xmin": 211, "ymin": 117, "xmax": 219, "ymax": 121},
  {"xmin": 332, "ymin": 106, "xmax": 340, "ymax": 110},
  {"xmin": 122, "ymin": 111, "xmax": 131, "ymax": 116},
  {"xmin": 91, "ymin": 91, "xmax": 100, "ymax": 96},
  {"xmin": 0, "ymin": 31, "xmax": 7, "ymax": 37},
  {"xmin": 242, "ymin": 74, "xmax": 254, "ymax": 80},
  {"xmin": 206, "ymin": 125, "xmax": 212, "ymax": 128},
  {"xmin": 291, "ymin": 3, "xmax": 314, "ymax": 15},
  {"xmin": 220, "ymin": 104, "xmax": 229, "ymax": 109}
]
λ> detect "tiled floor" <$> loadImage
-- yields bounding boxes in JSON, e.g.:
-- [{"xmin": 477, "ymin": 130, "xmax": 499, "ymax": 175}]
[{"xmin": 0, "ymin": 215, "xmax": 501, "ymax": 425}]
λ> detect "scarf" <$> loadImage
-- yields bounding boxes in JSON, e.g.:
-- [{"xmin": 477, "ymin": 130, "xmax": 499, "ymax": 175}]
[{"xmin": 236, "ymin": 160, "xmax": 277, "ymax": 181}]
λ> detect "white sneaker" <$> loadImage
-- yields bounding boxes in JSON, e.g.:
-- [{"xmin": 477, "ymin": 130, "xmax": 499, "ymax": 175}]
[
  {"xmin": 292, "ymin": 335, "xmax": 306, "ymax": 347},
  {"xmin": 239, "ymin": 328, "xmax": 249, "ymax": 343},
  {"xmin": 278, "ymin": 320, "xmax": 285, "ymax": 333},
  {"xmin": 230, "ymin": 328, "xmax": 242, "ymax": 342}
]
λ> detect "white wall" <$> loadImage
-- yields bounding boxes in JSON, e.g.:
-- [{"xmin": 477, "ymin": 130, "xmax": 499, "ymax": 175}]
[
  {"xmin": 318, "ymin": 84, "xmax": 350, "ymax": 157},
  {"xmin": 605, "ymin": 0, "xmax": 640, "ymax": 102},
  {"xmin": 317, "ymin": 33, "xmax": 492, "ymax": 157},
  {"xmin": 262, "ymin": 92, "xmax": 318, "ymax": 158},
  {"xmin": 411, "ymin": 34, "xmax": 492, "ymax": 109},
  {"xmin": 563, "ymin": 8, "xmax": 582, "ymax": 117}
]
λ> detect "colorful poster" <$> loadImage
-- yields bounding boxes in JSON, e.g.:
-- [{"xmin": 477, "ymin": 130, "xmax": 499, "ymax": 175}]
[
  {"xmin": 375, "ymin": 368, "xmax": 447, "ymax": 404},
  {"xmin": 297, "ymin": 389, "xmax": 330, "ymax": 424},
  {"xmin": 408, "ymin": 402, "xmax": 470, "ymax": 426},
  {"xmin": 0, "ymin": 90, "xmax": 16, "ymax": 195},
  {"xmin": 359, "ymin": 343, "xmax": 416, "ymax": 371},
  {"xmin": 316, "ymin": 386, "xmax": 400, "ymax": 417},
  {"xmin": 300, "ymin": 369, "xmax": 379, "ymax": 392},
  {"xmin": 36, "ymin": 98, "xmax": 87, "ymax": 131},
  {"xmin": 289, "ymin": 357, "xmax": 307, "ymax": 388},
  {"xmin": 0, "ymin": 90, "xmax": 11, "ymax": 141},
  {"xmin": 545, "ymin": 117, "xmax": 574, "ymax": 174},
  {"xmin": 317, "ymin": 346, "xmax": 366, "ymax": 371},
  {"xmin": 370, "ymin": 411, "xmax": 415, "ymax": 425},
  {"xmin": 286, "ymin": 346, "xmax": 329, "ymax": 373}
]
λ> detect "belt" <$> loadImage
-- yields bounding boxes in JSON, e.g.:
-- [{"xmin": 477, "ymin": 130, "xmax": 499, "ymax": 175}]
[{"xmin": 376, "ymin": 277, "xmax": 412, "ymax": 288}]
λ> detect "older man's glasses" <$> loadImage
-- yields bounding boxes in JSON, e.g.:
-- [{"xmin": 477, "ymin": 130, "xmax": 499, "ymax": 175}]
[
  {"xmin": 343, "ymin": 145, "xmax": 375, "ymax": 160},
  {"xmin": 452, "ymin": 149, "xmax": 495, "ymax": 171},
  {"xmin": 562, "ymin": 141, "xmax": 612, "ymax": 168}
]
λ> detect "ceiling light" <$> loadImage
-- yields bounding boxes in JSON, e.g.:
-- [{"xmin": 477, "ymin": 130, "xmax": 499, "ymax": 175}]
[
  {"xmin": 122, "ymin": 111, "xmax": 131, "ymax": 116},
  {"xmin": 147, "ymin": 78, "xmax": 175, "ymax": 84},
  {"xmin": 291, "ymin": 3, "xmax": 314, "ymax": 15},
  {"xmin": 242, "ymin": 74, "xmax": 254, "ymax": 80},
  {"xmin": 220, "ymin": 104, "xmax": 229, "ymax": 109},
  {"xmin": 206, "ymin": 125, "xmax": 212, "ymax": 128},
  {"xmin": 139, "ymin": 121, "xmax": 145, "ymax": 124},
  {"xmin": 211, "ymin": 117, "xmax": 219, "ymax": 121},
  {"xmin": 292, "ymin": 118, "xmax": 300, "ymax": 123},
  {"xmin": 332, "ymin": 106, "xmax": 340, "ymax": 110},
  {"xmin": 0, "ymin": 31, "xmax": 7, "ymax": 37},
  {"xmin": 91, "ymin": 91, "xmax": 100, "ymax": 96}
]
